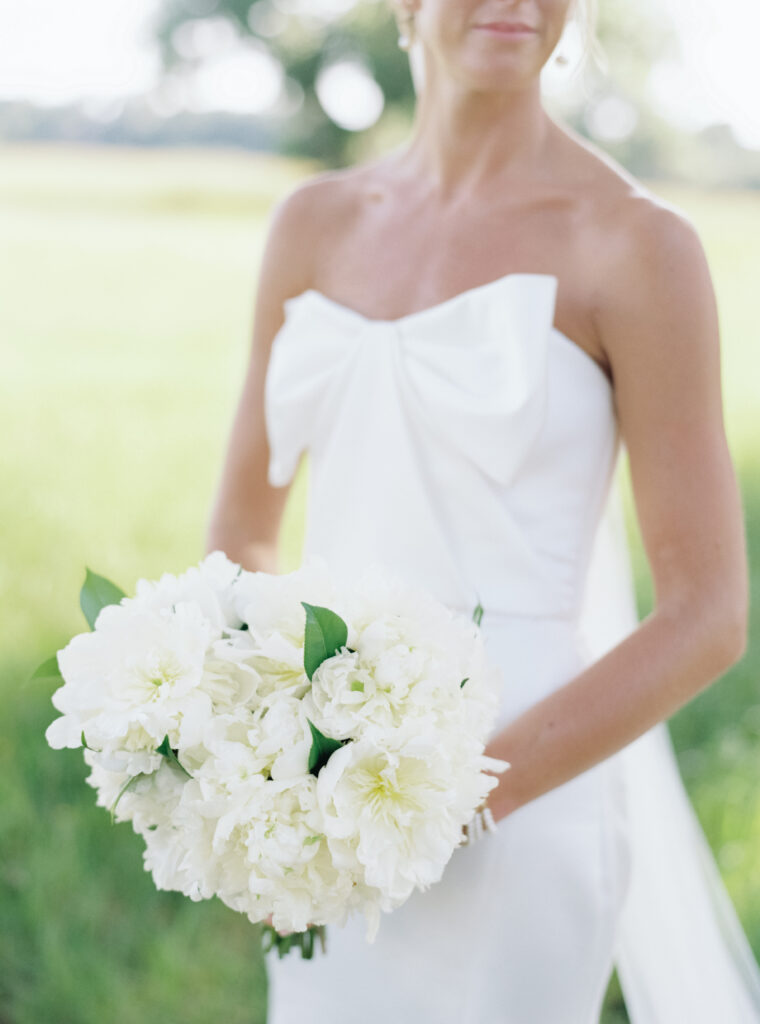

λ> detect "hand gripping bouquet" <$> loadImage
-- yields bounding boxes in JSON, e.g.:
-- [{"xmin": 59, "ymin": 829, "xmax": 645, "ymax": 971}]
[{"xmin": 41, "ymin": 552, "xmax": 510, "ymax": 958}]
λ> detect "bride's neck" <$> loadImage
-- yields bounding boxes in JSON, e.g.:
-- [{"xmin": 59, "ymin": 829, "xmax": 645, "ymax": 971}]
[{"xmin": 402, "ymin": 75, "xmax": 552, "ymax": 200}]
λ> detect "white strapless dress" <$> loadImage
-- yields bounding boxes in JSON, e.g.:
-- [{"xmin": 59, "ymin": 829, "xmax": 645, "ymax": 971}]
[{"xmin": 263, "ymin": 273, "xmax": 760, "ymax": 1023}]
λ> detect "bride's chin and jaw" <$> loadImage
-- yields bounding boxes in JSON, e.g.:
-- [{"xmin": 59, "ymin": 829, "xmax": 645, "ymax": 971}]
[
  {"xmin": 402, "ymin": 0, "xmax": 568, "ymax": 84},
  {"xmin": 396, "ymin": 0, "xmax": 572, "ymax": 180}
]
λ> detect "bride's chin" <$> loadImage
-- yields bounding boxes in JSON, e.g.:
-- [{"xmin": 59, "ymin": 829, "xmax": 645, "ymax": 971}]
[
  {"xmin": 443, "ymin": 46, "xmax": 544, "ymax": 87},
  {"xmin": 452, "ymin": 63, "xmax": 543, "ymax": 93}
]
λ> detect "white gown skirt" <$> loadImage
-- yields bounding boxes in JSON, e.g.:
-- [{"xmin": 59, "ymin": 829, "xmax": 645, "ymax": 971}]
[{"xmin": 266, "ymin": 613, "xmax": 632, "ymax": 1024}]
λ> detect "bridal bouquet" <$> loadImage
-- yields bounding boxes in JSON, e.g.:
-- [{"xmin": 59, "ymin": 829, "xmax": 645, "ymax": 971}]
[{"xmin": 41, "ymin": 551, "xmax": 509, "ymax": 957}]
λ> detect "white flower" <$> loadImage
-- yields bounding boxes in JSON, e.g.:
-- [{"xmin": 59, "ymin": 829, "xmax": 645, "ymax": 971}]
[
  {"xmin": 232, "ymin": 554, "xmax": 339, "ymax": 640},
  {"xmin": 84, "ymin": 748, "xmax": 186, "ymax": 832},
  {"xmin": 45, "ymin": 601, "xmax": 215, "ymax": 764},
  {"xmin": 236, "ymin": 629, "xmax": 312, "ymax": 702},
  {"xmin": 168, "ymin": 749, "xmax": 354, "ymax": 932},
  {"xmin": 199, "ymin": 635, "xmax": 261, "ymax": 711},
  {"xmin": 307, "ymin": 566, "xmax": 501, "ymax": 751},
  {"xmin": 123, "ymin": 550, "xmax": 243, "ymax": 630},
  {"xmin": 255, "ymin": 696, "xmax": 312, "ymax": 781},
  {"xmin": 230, "ymin": 555, "xmax": 347, "ymax": 702},
  {"xmin": 316, "ymin": 736, "xmax": 497, "ymax": 907},
  {"xmin": 342, "ymin": 561, "xmax": 467, "ymax": 653},
  {"xmin": 307, "ymin": 649, "xmax": 375, "ymax": 739}
]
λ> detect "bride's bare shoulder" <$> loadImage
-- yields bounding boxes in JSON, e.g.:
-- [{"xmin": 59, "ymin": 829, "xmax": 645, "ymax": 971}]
[
  {"xmin": 260, "ymin": 158, "xmax": 389, "ymax": 299},
  {"xmin": 272, "ymin": 162, "xmax": 374, "ymax": 221},
  {"xmin": 538, "ymin": 124, "xmax": 717, "ymax": 412},
  {"xmin": 555, "ymin": 125, "xmax": 708, "ymax": 318},
  {"xmin": 584, "ymin": 161, "xmax": 709, "ymax": 345},
  {"xmin": 553, "ymin": 121, "xmax": 692, "ymax": 228},
  {"xmin": 558, "ymin": 131, "xmax": 717, "ymax": 406}
]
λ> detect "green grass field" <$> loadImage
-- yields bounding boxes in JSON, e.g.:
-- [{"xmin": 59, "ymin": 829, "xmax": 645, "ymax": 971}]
[{"xmin": 1, "ymin": 141, "xmax": 758, "ymax": 1023}]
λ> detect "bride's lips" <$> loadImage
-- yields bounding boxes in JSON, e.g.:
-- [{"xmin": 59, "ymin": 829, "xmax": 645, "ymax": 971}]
[{"xmin": 473, "ymin": 22, "xmax": 537, "ymax": 37}]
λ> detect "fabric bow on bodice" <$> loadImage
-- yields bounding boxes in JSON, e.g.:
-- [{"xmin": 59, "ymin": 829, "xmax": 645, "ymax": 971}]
[
  {"xmin": 265, "ymin": 273, "xmax": 558, "ymax": 490},
  {"xmin": 264, "ymin": 272, "xmax": 618, "ymax": 620}
]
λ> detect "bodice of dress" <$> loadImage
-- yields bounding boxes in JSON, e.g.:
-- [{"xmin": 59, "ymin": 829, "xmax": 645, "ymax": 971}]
[{"xmin": 264, "ymin": 272, "xmax": 620, "ymax": 623}]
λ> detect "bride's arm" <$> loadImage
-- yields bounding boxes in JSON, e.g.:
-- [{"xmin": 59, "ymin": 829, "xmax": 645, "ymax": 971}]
[
  {"xmin": 204, "ymin": 185, "xmax": 319, "ymax": 572},
  {"xmin": 486, "ymin": 197, "xmax": 749, "ymax": 822}
]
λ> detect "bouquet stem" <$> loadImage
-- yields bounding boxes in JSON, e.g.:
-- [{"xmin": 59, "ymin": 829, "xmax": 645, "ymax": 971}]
[{"xmin": 261, "ymin": 923, "xmax": 327, "ymax": 959}]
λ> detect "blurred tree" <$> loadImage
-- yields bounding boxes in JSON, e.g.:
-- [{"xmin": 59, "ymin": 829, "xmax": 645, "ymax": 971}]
[{"xmin": 156, "ymin": 0, "xmax": 415, "ymax": 165}]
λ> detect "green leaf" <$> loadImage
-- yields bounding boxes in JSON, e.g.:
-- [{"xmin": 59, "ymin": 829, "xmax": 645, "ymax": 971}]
[
  {"xmin": 80, "ymin": 568, "xmax": 126, "ymax": 630},
  {"xmin": 80, "ymin": 730, "xmax": 97, "ymax": 751},
  {"xmin": 110, "ymin": 771, "xmax": 148, "ymax": 824},
  {"xmin": 155, "ymin": 735, "xmax": 192, "ymax": 778},
  {"xmin": 460, "ymin": 677, "xmax": 469, "ymax": 689},
  {"xmin": 26, "ymin": 654, "xmax": 62, "ymax": 687},
  {"xmin": 472, "ymin": 597, "xmax": 484, "ymax": 628},
  {"xmin": 306, "ymin": 719, "xmax": 348, "ymax": 777},
  {"xmin": 301, "ymin": 602, "xmax": 348, "ymax": 681}
]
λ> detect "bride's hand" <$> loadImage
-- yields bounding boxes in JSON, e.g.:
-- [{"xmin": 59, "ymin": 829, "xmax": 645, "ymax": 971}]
[{"xmin": 462, "ymin": 794, "xmax": 497, "ymax": 843}]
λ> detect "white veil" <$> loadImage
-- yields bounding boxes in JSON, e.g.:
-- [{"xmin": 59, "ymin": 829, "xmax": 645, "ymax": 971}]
[{"xmin": 580, "ymin": 456, "xmax": 760, "ymax": 1022}]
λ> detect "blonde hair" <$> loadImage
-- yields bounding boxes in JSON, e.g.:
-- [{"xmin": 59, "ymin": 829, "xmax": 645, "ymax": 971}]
[{"xmin": 567, "ymin": 0, "xmax": 607, "ymax": 74}]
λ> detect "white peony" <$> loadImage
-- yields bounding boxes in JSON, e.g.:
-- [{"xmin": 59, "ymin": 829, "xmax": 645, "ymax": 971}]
[
  {"xmin": 123, "ymin": 549, "xmax": 243, "ymax": 629},
  {"xmin": 46, "ymin": 601, "xmax": 214, "ymax": 765},
  {"xmin": 167, "ymin": 747, "xmax": 354, "ymax": 933},
  {"xmin": 232, "ymin": 554, "xmax": 339, "ymax": 641},
  {"xmin": 229, "ymin": 556, "xmax": 343, "ymax": 704},
  {"xmin": 306, "ymin": 649, "xmax": 375, "ymax": 739},
  {"xmin": 316, "ymin": 735, "xmax": 500, "ymax": 914},
  {"xmin": 84, "ymin": 747, "xmax": 186, "ymax": 832}
]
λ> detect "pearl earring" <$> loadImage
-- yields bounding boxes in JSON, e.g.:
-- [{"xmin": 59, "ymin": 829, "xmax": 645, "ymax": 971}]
[{"xmin": 397, "ymin": 9, "xmax": 415, "ymax": 50}]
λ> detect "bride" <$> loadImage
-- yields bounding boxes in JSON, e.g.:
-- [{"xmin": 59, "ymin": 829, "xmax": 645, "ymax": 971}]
[{"xmin": 206, "ymin": 0, "xmax": 760, "ymax": 1020}]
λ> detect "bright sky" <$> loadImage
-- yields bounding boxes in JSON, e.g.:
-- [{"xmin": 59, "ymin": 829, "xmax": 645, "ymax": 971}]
[{"xmin": 0, "ymin": 0, "xmax": 758, "ymax": 148}]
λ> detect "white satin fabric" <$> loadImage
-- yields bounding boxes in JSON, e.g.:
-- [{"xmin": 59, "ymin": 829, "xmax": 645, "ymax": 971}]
[{"xmin": 263, "ymin": 272, "xmax": 760, "ymax": 1022}]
